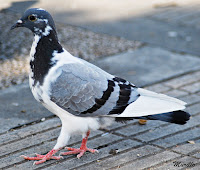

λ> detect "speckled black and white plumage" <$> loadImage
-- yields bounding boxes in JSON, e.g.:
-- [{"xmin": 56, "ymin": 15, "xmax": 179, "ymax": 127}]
[{"xmin": 11, "ymin": 8, "xmax": 190, "ymax": 164}]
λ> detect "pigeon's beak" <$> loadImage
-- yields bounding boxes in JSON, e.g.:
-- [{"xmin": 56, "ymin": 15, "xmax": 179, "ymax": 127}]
[{"xmin": 10, "ymin": 19, "xmax": 24, "ymax": 30}]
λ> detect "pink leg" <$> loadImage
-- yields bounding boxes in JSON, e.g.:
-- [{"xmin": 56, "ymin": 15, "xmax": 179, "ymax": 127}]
[
  {"xmin": 60, "ymin": 130, "xmax": 98, "ymax": 158},
  {"xmin": 21, "ymin": 149, "xmax": 63, "ymax": 165}
]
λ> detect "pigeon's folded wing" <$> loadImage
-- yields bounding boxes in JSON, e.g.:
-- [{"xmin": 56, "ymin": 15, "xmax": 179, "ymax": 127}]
[{"xmin": 49, "ymin": 62, "xmax": 117, "ymax": 116}]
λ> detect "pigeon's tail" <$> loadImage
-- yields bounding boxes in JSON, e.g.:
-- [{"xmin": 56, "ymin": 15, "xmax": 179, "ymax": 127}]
[{"xmin": 115, "ymin": 110, "xmax": 190, "ymax": 125}]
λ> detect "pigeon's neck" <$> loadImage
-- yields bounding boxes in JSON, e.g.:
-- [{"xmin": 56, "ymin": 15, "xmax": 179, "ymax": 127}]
[{"xmin": 30, "ymin": 30, "xmax": 63, "ymax": 87}]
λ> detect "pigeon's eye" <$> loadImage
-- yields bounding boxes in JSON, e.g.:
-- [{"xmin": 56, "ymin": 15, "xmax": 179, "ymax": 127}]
[{"xmin": 28, "ymin": 15, "xmax": 37, "ymax": 22}]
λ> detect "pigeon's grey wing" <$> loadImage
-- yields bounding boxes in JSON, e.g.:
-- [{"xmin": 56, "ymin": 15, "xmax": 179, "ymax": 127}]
[{"xmin": 50, "ymin": 61, "xmax": 139, "ymax": 117}]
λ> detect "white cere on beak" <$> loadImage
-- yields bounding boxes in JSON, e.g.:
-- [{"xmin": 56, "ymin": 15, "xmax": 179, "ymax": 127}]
[{"xmin": 17, "ymin": 20, "xmax": 23, "ymax": 24}]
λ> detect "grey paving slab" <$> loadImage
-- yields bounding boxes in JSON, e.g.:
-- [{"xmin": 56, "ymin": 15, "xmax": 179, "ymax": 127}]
[
  {"xmin": 185, "ymin": 103, "xmax": 200, "ymax": 116},
  {"xmin": 179, "ymin": 94, "xmax": 200, "ymax": 106},
  {"xmin": 163, "ymin": 89, "xmax": 189, "ymax": 98},
  {"xmin": 172, "ymin": 142, "xmax": 200, "ymax": 155},
  {"xmin": 189, "ymin": 164, "xmax": 200, "ymax": 170},
  {"xmin": 192, "ymin": 152, "xmax": 200, "ymax": 159},
  {"xmin": 153, "ymin": 127, "xmax": 200, "ymax": 148},
  {"xmin": 144, "ymin": 83, "xmax": 171, "ymax": 93},
  {"xmin": 181, "ymin": 81, "xmax": 200, "ymax": 93},
  {"xmin": 164, "ymin": 71, "xmax": 200, "ymax": 88},
  {"xmin": 94, "ymin": 46, "xmax": 200, "ymax": 87},
  {"xmin": 154, "ymin": 156, "xmax": 199, "ymax": 170},
  {"xmin": 114, "ymin": 150, "xmax": 180, "ymax": 170}
]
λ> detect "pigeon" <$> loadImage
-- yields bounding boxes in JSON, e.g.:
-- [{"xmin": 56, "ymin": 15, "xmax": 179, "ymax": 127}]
[{"xmin": 11, "ymin": 8, "xmax": 190, "ymax": 165}]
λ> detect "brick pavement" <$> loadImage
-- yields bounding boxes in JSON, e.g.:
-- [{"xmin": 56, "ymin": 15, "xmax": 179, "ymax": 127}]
[{"xmin": 1, "ymin": 70, "xmax": 199, "ymax": 170}]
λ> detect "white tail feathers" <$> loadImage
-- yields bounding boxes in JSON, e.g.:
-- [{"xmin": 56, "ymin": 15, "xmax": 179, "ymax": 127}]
[{"xmin": 118, "ymin": 88, "xmax": 186, "ymax": 117}]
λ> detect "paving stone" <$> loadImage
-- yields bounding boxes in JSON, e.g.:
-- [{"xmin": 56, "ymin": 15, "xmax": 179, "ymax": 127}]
[
  {"xmin": 115, "ymin": 120, "xmax": 166, "ymax": 137},
  {"xmin": 179, "ymin": 94, "xmax": 200, "ymax": 105},
  {"xmin": 153, "ymin": 127, "xmax": 200, "ymax": 148},
  {"xmin": 0, "ymin": 140, "xmax": 56, "ymax": 169},
  {"xmin": 77, "ymin": 145, "xmax": 162, "ymax": 170},
  {"xmin": 164, "ymin": 71, "xmax": 200, "ymax": 89},
  {"xmin": 163, "ymin": 89, "xmax": 189, "ymax": 98},
  {"xmin": 190, "ymin": 163, "xmax": 200, "ymax": 170},
  {"xmin": 0, "ymin": 117, "xmax": 61, "ymax": 146},
  {"xmin": 144, "ymin": 83, "xmax": 171, "ymax": 93},
  {"xmin": 118, "ymin": 151, "xmax": 180, "ymax": 170},
  {"xmin": 135, "ymin": 115, "xmax": 200, "ymax": 142},
  {"xmin": 154, "ymin": 156, "xmax": 199, "ymax": 170},
  {"xmin": 185, "ymin": 103, "xmax": 200, "ymax": 116},
  {"xmin": 0, "ymin": 128, "xmax": 60, "ymax": 157},
  {"xmin": 180, "ymin": 81, "xmax": 200, "ymax": 93},
  {"xmin": 192, "ymin": 152, "xmax": 200, "ymax": 159},
  {"xmin": 172, "ymin": 142, "xmax": 200, "ymax": 155},
  {"xmin": 42, "ymin": 139, "xmax": 141, "ymax": 170}
]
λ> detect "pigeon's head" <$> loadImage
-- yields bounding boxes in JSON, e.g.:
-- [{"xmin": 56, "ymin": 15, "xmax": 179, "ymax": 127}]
[{"xmin": 11, "ymin": 8, "xmax": 56, "ymax": 36}]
